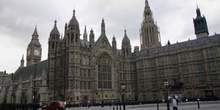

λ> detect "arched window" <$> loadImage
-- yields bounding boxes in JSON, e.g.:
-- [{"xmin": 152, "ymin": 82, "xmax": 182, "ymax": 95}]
[
  {"xmin": 98, "ymin": 53, "xmax": 112, "ymax": 89},
  {"xmin": 71, "ymin": 33, "xmax": 74, "ymax": 42},
  {"xmin": 52, "ymin": 42, "xmax": 54, "ymax": 49}
]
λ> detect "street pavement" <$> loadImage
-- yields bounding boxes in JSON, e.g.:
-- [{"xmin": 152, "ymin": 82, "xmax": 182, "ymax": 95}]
[{"xmin": 64, "ymin": 101, "xmax": 220, "ymax": 110}]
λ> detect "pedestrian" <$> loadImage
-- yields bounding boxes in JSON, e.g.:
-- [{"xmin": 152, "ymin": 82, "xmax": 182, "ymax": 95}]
[
  {"xmin": 87, "ymin": 100, "xmax": 91, "ymax": 108},
  {"xmin": 172, "ymin": 95, "xmax": 178, "ymax": 110}
]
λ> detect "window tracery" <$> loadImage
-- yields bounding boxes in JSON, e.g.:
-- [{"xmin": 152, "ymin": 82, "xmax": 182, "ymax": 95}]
[{"xmin": 97, "ymin": 53, "xmax": 112, "ymax": 89}]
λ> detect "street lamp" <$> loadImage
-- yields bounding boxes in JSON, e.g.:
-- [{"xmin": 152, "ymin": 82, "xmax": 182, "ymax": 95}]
[
  {"xmin": 121, "ymin": 83, "xmax": 126, "ymax": 110},
  {"xmin": 101, "ymin": 69, "xmax": 104, "ymax": 107},
  {"xmin": 164, "ymin": 79, "xmax": 170, "ymax": 110},
  {"xmin": 33, "ymin": 61, "xmax": 37, "ymax": 110}
]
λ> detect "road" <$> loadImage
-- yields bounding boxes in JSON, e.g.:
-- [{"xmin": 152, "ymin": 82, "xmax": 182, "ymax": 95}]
[{"xmin": 64, "ymin": 101, "xmax": 220, "ymax": 110}]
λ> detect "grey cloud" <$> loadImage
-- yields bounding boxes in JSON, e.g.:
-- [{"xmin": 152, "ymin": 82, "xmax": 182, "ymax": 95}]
[{"xmin": 1, "ymin": 0, "xmax": 220, "ymax": 73}]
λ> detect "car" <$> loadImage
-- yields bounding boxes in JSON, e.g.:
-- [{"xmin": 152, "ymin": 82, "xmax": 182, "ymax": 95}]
[{"xmin": 42, "ymin": 101, "xmax": 66, "ymax": 110}]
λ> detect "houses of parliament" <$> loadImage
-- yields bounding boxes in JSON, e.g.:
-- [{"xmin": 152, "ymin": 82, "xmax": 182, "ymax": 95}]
[{"xmin": 1, "ymin": 0, "xmax": 220, "ymax": 104}]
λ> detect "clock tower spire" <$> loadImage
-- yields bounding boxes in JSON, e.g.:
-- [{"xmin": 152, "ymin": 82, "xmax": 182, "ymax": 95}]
[{"xmin": 26, "ymin": 26, "xmax": 42, "ymax": 66}]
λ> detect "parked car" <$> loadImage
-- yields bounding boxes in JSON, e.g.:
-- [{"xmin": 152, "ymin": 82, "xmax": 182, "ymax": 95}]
[{"xmin": 42, "ymin": 101, "xmax": 66, "ymax": 110}]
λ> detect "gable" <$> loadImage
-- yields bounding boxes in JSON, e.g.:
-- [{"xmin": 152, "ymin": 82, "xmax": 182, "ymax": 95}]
[{"xmin": 94, "ymin": 34, "xmax": 112, "ymax": 50}]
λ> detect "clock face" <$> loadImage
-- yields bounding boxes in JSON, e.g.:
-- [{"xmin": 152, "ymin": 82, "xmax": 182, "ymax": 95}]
[{"xmin": 34, "ymin": 49, "xmax": 40, "ymax": 56}]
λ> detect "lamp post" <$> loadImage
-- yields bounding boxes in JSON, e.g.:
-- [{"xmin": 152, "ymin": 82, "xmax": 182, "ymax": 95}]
[
  {"xmin": 33, "ymin": 61, "xmax": 37, "ymax": 110},
  {"xmin": 164, "ymin": 79, "xmax": 170, "ymax": 110},
  {"xmin": 121, "ymin": 83, "xmax": 126, "ymax": 110},
  {"xmin": 100, "ymin": 64, "xmax": 104, "ymax": 108}
]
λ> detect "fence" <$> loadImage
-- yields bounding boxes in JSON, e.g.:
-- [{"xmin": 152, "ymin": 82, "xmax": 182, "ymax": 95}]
[{"xmin": 0, "ymin": 103, "xmax": 40, "ymax": 110}]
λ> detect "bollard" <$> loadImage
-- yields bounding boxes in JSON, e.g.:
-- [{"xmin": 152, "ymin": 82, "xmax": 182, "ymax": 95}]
[
  {"xmin": 113, "ymin": 106, "xmax": 115, "ymax": 110},
  {"xmin": 120, "ymin": 104, "xmax": 121, "ymax": 110},
  {"xmin": 197, "ymin": 98, "xmax": 200, "ymax": 109},
  {"xmin": 116, "ymin": 105, "xmax": 118, "ymax": 110}
]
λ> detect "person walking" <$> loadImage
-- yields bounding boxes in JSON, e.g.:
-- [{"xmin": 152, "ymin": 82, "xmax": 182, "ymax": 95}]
[{"xmin": 172, "ymin": 95, "xmax": 178, "ymax": 110}]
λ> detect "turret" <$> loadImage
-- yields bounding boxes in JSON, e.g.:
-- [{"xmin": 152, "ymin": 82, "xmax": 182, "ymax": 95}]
[
  {"xmin": 121, "ymin": 30, "xmax": 131, "ymax": 57},
  {"xmin": 65, "ymin": 9, "xmax": 80, "ymax": 45},
  {"xmin": 112, "ymin": 36, "xmax": 117, "ymax": 51},
  {"xmin": 83, "ymin": 25, "xmax": 88, "ymax": 41},
  {"xmin": 89, "ymin": 28, "xmax": 95, "ymax": 47},
  {"xmin": 49, "ymin": 20, "xmax": 60, "ymax": 52}
]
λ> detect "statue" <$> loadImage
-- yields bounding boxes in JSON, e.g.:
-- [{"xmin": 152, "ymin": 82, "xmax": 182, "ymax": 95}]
[{"xmin": 169, "ymin": 79, "xmax": 184, "ymax": 92}]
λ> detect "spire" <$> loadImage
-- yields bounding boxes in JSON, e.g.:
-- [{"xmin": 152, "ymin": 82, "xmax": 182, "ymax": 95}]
[
  {"xmin": 50, "ymin": 20, "xmax": 60, "ymax": 35},
  {"xmin": 121, "ymin": 30, "xmax": 131, "ymax": 57},
  {"xmin": 196, "ymin": 5, "xmax": 201, "ymax": 17},
  {"xmin": 32, "ymin": 26, "xmax": 39, "ymax": 40},
  {"xmin": 90, "ymin": 28, "xmax": 94, "ymax": 35},
  {"xmin": 122, "ymin": 29, "xmax": 130, "ymax": 43},
  {"xmin": 101, "ymin": 18, "xmax": 105, "ymax": 35},
  {"xmin": 55, "ymin": 20, "xmax": 57, "ymax": 26},
  {"xmin": 112, "ymin": 35, "xmax": 117, "ymax": 50},
  {"xmin": 73, "ymin": 9, "xmax": 75, "ymax": 16},
  {"xmin": 83, "ymin": 25, "xmax": 88, "ymax": 40},
  {"xmin": 32, "ymin": 25, "xmax": 39, "ymax": 36},
  {"xmin": 89, "ymin": 28, "xmax": 94, "ymax": 40},
  {"xmin": 29, "ymin": 26, "xmax": 41, "ymax": 46},
  {"xmin": 20, "ymin": 54, "xmax": 24, "ymax": 68},
  {"xmin": 145, "ymin": 0, "xmax": 150, "ymax": 8},
  {"xmin": 113, "ymin": 35, "xmax": 116, "ymax": 40},
  {"xmin": 69, "ymin": 9, "xmax": 79, "ymax": 26},
  {"xmin": 124, "ymin": 29, "xmax": 127, "ymax": 36},
  {"xmin": 143, "ymin": 0, "xmax": 153, "ymax": 21},
  {"xmin": 89, "ymin": 28, "xmax": 95, "ymax": 46}
]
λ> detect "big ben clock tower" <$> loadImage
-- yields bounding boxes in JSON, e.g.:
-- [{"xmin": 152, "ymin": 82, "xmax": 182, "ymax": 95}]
[{"xmin": 26, "ymin": 26, "xmax": 42, "ymax": 66}]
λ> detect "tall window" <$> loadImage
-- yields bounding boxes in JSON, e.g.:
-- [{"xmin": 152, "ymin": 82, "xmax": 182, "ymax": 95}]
[{"xmin": 98, "ymin": 53, "xmax": 112, "ymax": 89}]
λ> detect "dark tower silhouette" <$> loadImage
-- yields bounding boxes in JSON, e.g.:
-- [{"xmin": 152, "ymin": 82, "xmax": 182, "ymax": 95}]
[{"xmin": 193, "ymin": 6, "xmax": 209, "ymax": 38}]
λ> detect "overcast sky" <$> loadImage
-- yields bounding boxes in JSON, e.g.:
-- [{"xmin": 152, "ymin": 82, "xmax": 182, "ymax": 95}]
[{"xmin": 1, "ymin": 0, "xmax": 220, "ymax": 73}]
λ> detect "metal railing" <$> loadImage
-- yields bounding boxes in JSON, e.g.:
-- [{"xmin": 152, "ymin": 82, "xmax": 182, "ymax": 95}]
[{"xmin": 0, "ymin": 103, "xmax": 40, "ymax": 110}]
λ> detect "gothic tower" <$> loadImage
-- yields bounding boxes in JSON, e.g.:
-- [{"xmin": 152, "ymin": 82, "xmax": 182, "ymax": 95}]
[
  {"xmin": 193, "ymin": 6, "xmax": 209, "ymax": 38},
  {"xmin": 140, "ymin": 0, "xmax": 161, "ymax": 50},
  {"xmin": 48, "ymin": 20, "xmax": 60, "ymax": 92},
  {"xmin": 62, "ymin": 9, "xmax": 81, "ymax": 100},
  {"xmin": 26, "ymin": 27, "xmax": 42, "ymax": 66}
]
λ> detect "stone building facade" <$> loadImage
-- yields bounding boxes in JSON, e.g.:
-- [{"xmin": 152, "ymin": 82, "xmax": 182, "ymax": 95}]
[
  {"xmin": 1, "ymin": 0, "xmax": 220, "ymax": 104},
  {"xmin": 0, "ymin": 71, "xmax": 11, "ymax": 93}
]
